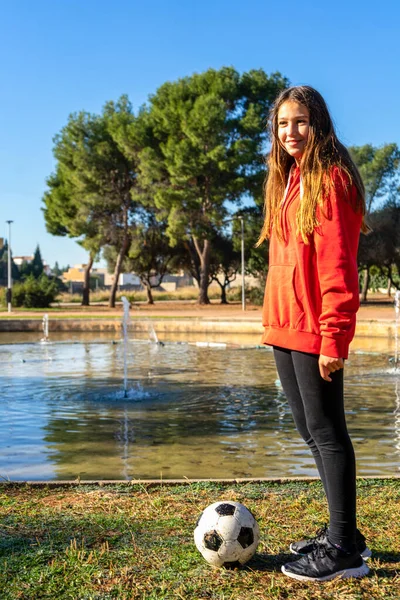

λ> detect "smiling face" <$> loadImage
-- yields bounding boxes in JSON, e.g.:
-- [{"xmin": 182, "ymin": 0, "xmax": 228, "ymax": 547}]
[{"xmin": 277, "ymin": 100, "xmax": 310, "ymax": 163}]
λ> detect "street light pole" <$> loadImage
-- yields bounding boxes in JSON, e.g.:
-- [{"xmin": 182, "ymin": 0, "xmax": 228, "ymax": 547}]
[
  {"xmin": 238, "ymin": 216, "xmax": 246, "ymax": 311},
  {"xmin": 6, "ymin": 220, "xmax": 13, "ymax": 313}
]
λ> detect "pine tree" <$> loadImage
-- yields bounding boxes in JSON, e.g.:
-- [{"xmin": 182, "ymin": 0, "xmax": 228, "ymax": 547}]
[
  {"xmin": 140, "ymin": 67, "xmax": 288, "ymax": 303},
  {"xmin": 31, "ymin": 245, "xmax": 44, "ymax": 279}
]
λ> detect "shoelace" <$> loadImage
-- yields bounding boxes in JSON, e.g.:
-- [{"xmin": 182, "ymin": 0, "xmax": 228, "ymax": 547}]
[
  {"xmin": 313, "ymin": 524, "xmax": 328, "ymax": 542},
  {"xmin": 307, "ymin": 540, "xmax": 331, "ymax": 563},
  {"xmin": 303, "ymin": 523, "xmax": 328, "ymax": 548}
]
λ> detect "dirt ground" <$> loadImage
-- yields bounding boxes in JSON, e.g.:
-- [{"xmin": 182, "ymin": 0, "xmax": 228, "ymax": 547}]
[{"xmin": 1, "ymin": 293, "xmax": 397, "ymax": 321}]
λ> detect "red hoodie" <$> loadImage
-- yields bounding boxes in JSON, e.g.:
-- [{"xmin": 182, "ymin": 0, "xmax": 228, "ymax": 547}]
[{"xmin": 262, "ymin": 165, "xmax": 362, "ymax": 359}]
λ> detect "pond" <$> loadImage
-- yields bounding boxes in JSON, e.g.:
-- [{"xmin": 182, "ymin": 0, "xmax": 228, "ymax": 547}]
[{"xmin": 1, "ymin": 332, "xmax": 399, "ymax": 480}]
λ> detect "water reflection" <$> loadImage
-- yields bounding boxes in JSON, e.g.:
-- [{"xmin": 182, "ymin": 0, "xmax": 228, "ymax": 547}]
[{"xmin": 0, "ymin": 340, "xmax": 399, "ymax": 480}]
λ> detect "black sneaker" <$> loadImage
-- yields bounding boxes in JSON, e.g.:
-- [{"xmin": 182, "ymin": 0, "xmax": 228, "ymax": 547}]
[
  {"xmin": 290, "ymin": 525, "xmax": 372, "ymax": 560},
  {"xmin": 282, "ymin": 539, "xmax": 370, "ymax": 582}
]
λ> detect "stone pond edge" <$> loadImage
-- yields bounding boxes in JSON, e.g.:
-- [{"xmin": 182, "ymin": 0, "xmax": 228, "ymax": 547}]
[
  {"xmin": 0, "ymin": 318, "xmax": 397, "ymax": 339},
  {"xmin": 1, "ymin": 476, "xmax": 399, "ymax": 489}
]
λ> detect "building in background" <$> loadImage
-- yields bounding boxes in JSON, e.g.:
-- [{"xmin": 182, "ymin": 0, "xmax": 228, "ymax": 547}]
[
  {"xmin": 62, "ymin": 265, "xmax": 142, "ymax": 292},
  {"xmin": 61, "ymin": 265, "xmax": 195, "ymax": 293},
  {"xmin": 13, "ymin": 255, "xmax": 52, "ymax": 276},
  {"xmin": 93, "ymin": 268, "xmax": 141, "ymax": 288}
]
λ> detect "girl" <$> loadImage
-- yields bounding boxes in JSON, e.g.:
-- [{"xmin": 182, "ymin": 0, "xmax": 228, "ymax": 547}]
[{"xmin": 258, "ymin": 86, "xmax": 371, "ymax": 582}]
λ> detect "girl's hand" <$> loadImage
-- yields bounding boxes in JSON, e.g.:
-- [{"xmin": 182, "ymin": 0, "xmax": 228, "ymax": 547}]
[{"xmin": 318, "ymin": 355, "xmax": 344, "ymax": 382}]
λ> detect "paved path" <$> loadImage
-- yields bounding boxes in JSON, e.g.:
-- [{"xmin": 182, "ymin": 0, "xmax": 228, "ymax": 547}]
[{"xmin": 0, "ymin": 300, "xmax": 395, "ymax": 321}]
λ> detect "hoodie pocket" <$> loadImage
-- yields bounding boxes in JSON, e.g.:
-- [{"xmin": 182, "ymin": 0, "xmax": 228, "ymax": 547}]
[{"xmin": 263, "ymin": 264, "xmax": 304, "ymax": 329}]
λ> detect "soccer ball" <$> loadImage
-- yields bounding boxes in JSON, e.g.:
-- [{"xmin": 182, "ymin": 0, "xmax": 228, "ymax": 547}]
[{"xmin": 194, "ymin": 500, "xmax": 260, "ymax": 568}]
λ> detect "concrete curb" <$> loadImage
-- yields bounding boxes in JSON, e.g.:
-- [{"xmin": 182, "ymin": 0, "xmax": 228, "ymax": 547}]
[
  {"xmin": 1, "ymin": 476, "xmax": 399, "ymax": 489},
  {"xmin": 0, "ymin": 318, "xmax": 262, "ymax": 334},
  {"xmin": 0, "ymin": 318, "xmax": 398, "ymax": 338}
]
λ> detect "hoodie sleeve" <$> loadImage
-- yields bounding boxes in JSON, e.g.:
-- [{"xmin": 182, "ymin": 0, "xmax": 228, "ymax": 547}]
[{"xmin": 314, "ymin": 168, "xmax": 363, "ymax": 358}]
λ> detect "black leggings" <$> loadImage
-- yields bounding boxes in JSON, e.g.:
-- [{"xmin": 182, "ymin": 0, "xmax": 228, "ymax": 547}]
[{"xmin": 273, "ymin": 346, "xmax": 356, "ymax": 547}]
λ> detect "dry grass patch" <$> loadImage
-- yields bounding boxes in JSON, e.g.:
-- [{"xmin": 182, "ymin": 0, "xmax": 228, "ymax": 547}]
[{"xmin": 0, "ymin": 479, "xmax": 399, "ymax": 599}]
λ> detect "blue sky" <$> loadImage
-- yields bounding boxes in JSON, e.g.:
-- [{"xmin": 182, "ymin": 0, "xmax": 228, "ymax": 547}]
[{"xmin": 1, "ymin": 0, "xmax": 399, "ymax": 269}]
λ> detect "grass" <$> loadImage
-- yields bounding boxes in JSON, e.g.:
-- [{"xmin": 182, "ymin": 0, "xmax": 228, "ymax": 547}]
[
  {"xmin": 1, "ymin": 479, "xmax": 399, "ymax": 599},
  {"xmin": 0, "ymin": 286, "xmax": 237, "ymax": 313},
  {"xmin": 57, "ymin": 287, "xmax": 224, "ymax": 305}
]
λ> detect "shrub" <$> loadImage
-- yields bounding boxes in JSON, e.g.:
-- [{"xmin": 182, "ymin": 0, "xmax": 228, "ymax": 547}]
[
  {"xmin": 247, "ymin": 285, "xmax": 264, "ymax": 306},
  {"xmin": 11, "ymin": 274, "xmax": 60, "ymax": 308},
  {"xmin": 227, "ymin": 284, "xmax": 264, "ymax": 306}
]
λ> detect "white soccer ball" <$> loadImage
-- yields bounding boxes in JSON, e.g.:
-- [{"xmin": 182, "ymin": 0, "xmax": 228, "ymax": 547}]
[{"xmin": 194, "ymin": 500, "xmax": 260, "ymax": 568}]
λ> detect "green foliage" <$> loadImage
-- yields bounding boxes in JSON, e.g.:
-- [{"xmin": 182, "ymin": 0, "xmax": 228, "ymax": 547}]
[
  {"xmin": 208, "ymin": 231, "xmax": 241, "ymax": 302},
  {"xmin": 42, "ymin": 97, "xmax": 141, "ymax": 306},
  {"xmin": 368, "ymin": 265, "xmax": 387, "ymax": 292},
  {"xmin": 247, "ymin": 285, "xmax": 265, "ymax": 305},
  {"xmin": 104, "ymin": 210, "xmax": 178, "ymax": 303},
  {"xmin": 227, "ymin": 283, "xmax": 264, "ymax": 305},
  {"xmin": 146, "ymin": 68, "xmax": 287, "ymax": 238},
  {"xmin": 232, "ymin": 207, "xmax": 269, "ymax": 279},
  {"xmin": 18, "ymin": 260, "xmax": 32, "ymax": 279},
  {"xmin": 31, "ymin": 245, "xmax": 44, "ymax": 278},
  {"xmin": 349, "ymin": 143, "xmax": 400, "ymax": 213},
  {"xmin": 351, "ymin": 143, "xmax": 400, "ymax": 300},
  {"xmin": 43, "ymin": 106, "xmax": 135, "ymax": 246},
  {"xmin": 41, "ymin": 69, "xmax": 289, "ymax": 305},
  {"xmin": 10, "ymin": 274, "xmax": 60, "ymax": 308},
  {"xmin": 358, "ymin": 199, "xmax": 400, "ymax": 289},
  {"xmin": 366, "ymin": 264, "xmax": 400, "ymax": 293},
  {"xmin": 52, "ymin": 261, "xmax": 62, "ymax": 276},
  {"xmin": 128, "ymin": 215, "xmax": 175, "ymax": 282},
  {"xmin": 139, "ymin": 67, "xmax": 288, "ymax": 302},
  {"xmin": 0, "ymin": 241, "xmax": 20, "ymax": 283},
  {"xmin": 18, "ymin": 245, "xmax": 45, "ymax": 280}
]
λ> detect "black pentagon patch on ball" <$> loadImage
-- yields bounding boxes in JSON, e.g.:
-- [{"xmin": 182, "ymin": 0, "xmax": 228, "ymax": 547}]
[
  {"xmin": 215, "ymin": 503, "xmax": 236, "ymax": 516},
  {"xmin": 204, "ymin": 530, "xmax": 223, "ymax": 551},
  {"xmin": 237, "ymin": 526, "xmax": 254, "ymax": 548},
  {"xmin": 223, "ymin": 561, "xmax": 242, "ymax": 569}
]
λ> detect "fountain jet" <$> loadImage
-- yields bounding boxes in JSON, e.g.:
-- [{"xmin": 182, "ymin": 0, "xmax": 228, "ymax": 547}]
[
  {"xmin": 121, "ymin": 296, "xmax": 130, "ymax": 398},
  {"xmin": 40, "ymin": 313, "xmax": 49, "ymax": 343}
]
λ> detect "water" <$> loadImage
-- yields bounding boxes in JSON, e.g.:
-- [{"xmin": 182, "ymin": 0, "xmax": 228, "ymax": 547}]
[
  {"xmin": 0, "ymin": 337, "xmax": 399, "ymax": 481},
  {"xmin": 132, "ymin": 305, "xmax": 160, "ymax": 344}
]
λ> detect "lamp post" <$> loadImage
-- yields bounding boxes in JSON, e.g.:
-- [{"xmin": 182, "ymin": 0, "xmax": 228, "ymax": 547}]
[{"xmin": 6, "ymin": 220, "xmax": 13, "ymax": 313}]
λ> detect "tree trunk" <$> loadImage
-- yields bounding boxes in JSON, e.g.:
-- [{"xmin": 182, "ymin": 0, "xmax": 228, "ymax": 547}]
[
  {"xmin": 387, "ymin": 266, "xmax": 393, "ymax": 297},
  {"xmin": 193, "ymin": 237, "xmax": 211, "ymax": 305},
  {"xmin": 220, "ymin": 285, "xmax": 228, "ymax": 304},
  {"xmin": 81, "ymin": 253, "xmax": 94, "ymax": 306},
  {"xmin": 360, "ymin": 267, "xmax": 370, "ymax": 302},
  {"xmin": 109, "ymin": 235, "xmax": 130, "ymax": 308},
  {"xmin": 144, "ymin": 282, "xmax": 154, "ymax": 305},
  {"xmin": 184, "ymin": 239, "xmax": 201, "ymax": 286},
  {"xmin": 218, "ymin": 279, "xmax": 228, "ymax": 304},
  {"xmin": 212, "ymin": 277, "xmax": 228, "ymax": 304}
]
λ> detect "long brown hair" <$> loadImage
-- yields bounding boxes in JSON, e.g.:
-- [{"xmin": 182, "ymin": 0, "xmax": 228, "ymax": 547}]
[{"xmin": 257, "ymin": 85, "xmax": 369, "ymax": 245}]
